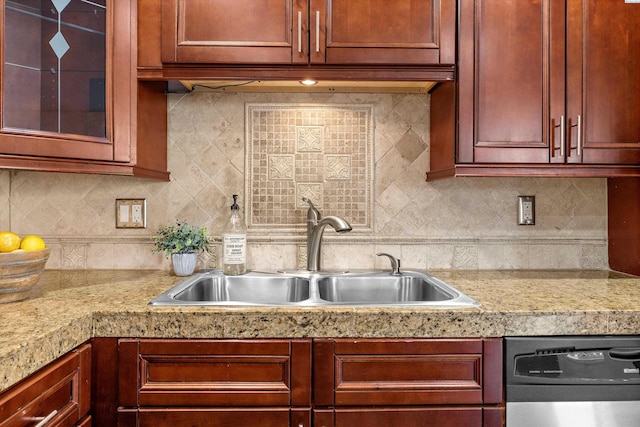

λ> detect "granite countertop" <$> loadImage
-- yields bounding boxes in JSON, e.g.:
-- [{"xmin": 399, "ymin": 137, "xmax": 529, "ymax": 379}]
[{"xmin": 1, "ymin": 268, "xmax": 640, "ymax": 391}]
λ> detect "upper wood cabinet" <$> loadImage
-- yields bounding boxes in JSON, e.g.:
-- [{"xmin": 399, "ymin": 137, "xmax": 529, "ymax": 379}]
[
  {"xmin": 0, "ymin": 0, "xmax": 168, "ymax": 180},
  {"xmin": 159, "ymin": 0, "xmax": 455, "ymax": 66},
  {"xmin": 429, "ymin": 0, "xmax": 640, "ymax": 179},
  {"xmin": 566, "ymin": 1, "xmax": 640, "ymax": 166}
]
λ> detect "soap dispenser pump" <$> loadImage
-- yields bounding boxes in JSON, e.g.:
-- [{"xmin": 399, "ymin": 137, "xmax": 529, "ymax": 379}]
[{"xmin": 222, "ymin": 194, "xmax": 247, "ymax": 275}]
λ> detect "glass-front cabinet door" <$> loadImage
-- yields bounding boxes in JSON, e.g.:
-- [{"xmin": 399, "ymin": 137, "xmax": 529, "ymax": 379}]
[
  {"xmin": 4, "ymin": 0, "xmax": 106, "ymax": 138},
  {"xmin": 0, "ymin": 0, "xmax": 159, "ymax": 173}
]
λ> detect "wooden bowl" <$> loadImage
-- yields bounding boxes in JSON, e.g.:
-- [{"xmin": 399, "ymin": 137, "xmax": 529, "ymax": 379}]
[{"xmin": 0, "ymin": 248, "xmax": 51, "ymax": 303}]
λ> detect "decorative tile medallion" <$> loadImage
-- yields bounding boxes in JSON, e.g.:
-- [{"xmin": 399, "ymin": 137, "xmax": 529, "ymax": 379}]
[
  {"xmin": 325, "ymin": 155, "xmax": 351, "ymax": 180},
  {"xmin": 297, "ymin": 126, "xmax": 323, "ymax": 152},
  {"xmin": 297, "ymin": 183, "xmax": 323, "ymax": 209},
  {"xmin": 246, "ymin": 104, "xmax": 373, "ymax": 232},
  {"xmin": 61, "ymin": 244, "xmax": 87, "ymax": 269},
  {"xmin": 268, "ymin": 155, "xmax": 294, "ymax": 180}
]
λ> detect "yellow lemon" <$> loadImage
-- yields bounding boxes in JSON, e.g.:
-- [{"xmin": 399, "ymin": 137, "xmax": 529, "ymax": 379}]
[
  {"xmin": 0, "ymin": 231, "xmax": 21, "ymax": 252},
  {"xmin": 20, "ymin": 235, "xmax": 46, "ymax": 251}
]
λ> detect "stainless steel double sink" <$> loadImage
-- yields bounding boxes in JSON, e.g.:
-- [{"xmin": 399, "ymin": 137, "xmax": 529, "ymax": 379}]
[{"xmin": 149, "ymin": 270, "xmax": 479, "ymax": 307}]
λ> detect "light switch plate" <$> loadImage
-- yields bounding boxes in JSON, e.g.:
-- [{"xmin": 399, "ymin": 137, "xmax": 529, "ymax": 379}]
[
  {"xmin": 518, "ymin": 196, "xmax": 535, "ymax": 225},
  {"xmin": 116, "ymin": 199, "xmax": 146, "ymax": 228}
]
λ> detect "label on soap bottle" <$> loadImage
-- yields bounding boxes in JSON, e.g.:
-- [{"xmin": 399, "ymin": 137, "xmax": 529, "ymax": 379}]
[{"xmin": 223, "ymin": 233, "xmax": 246, "ymax": 264}]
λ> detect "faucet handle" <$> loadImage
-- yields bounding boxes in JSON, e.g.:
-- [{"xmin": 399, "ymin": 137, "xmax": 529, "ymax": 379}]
[
  {"xmin": 302, "ymin": 197, "xmax": 314, "ymax": 208},
  {"xmin": 302, "ymin": 197, "xmax": 320, "ymax": 221},
  {"xmin": 377, "ymin": 253, "xmax": 401, "ymax": 275}
]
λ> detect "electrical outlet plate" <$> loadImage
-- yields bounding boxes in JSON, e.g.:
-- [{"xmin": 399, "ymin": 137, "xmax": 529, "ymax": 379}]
[
  {"xmin": 518, "ymin": 196, "xmax": 535, "ymax": 225},
  {"xmin": 116, "ymin": 199, "xmax": 146, "ymax": 229}
]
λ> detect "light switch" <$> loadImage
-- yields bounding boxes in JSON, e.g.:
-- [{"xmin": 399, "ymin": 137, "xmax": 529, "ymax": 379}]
[{"xmin": 116, "ymin": 199, "xmax": 146, "ymax": 228}]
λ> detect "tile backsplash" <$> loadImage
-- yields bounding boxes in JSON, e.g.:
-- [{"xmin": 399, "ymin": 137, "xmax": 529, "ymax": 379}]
[
  {"xmin": 246, "ymin": 103, "xmax": 373, "ymax": 232},
  {"xmin": 0, "ymin": 92, "xmax": 607, "ymax": 271}
]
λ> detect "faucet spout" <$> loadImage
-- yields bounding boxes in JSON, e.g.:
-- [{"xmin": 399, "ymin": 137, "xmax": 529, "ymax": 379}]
[
  {"xmin": 302, "ymin": 198, "xmax": 352, "ymax": 272},
  {"xmin": 318, "ymin": 216, "xmax": 352, "ymax": 233}
]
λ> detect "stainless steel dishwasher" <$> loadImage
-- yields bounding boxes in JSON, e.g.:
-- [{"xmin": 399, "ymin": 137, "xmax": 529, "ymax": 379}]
[{"xmin": 505, "ymin": 336, "xmax": 640, "ymax": 427}]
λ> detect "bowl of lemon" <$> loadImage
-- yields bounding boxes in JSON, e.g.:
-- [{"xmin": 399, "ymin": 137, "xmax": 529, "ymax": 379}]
[{"xmin": 0, "ymin": 232, "xmax": 50, "ymax": 303}]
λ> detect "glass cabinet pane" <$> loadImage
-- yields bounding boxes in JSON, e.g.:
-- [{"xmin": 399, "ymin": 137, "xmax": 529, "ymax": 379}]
[{"xmin": 3, "ymin": 0, "xmax": 106, "ymax": 138}]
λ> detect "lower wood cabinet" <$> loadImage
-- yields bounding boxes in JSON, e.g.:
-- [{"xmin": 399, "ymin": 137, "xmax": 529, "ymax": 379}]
[
  {"xmin": 313, "ymin": 338, "xmax": 503, "ymax": 427},
  {"xmin": 0, "ymin": 343, "xmax": 91, "ymax": 427},
  {"xmin": 116, "ymin": 339, "xmax": 312, "ymax": 427},
  {"xmin": 110, "ymin": 337, "xmax": 503, "ymax": 427}
]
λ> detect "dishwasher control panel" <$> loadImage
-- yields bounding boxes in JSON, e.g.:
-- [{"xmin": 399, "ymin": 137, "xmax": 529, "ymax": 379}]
[{"xmin": 507, "ymin": 337, "xmax": 640, "ymax": 384}]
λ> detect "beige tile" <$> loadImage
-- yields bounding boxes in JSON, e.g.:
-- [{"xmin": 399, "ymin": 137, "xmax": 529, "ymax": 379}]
[{"xmin": 5, "ymin": 92, "xmax": 608, "ymax": 271}]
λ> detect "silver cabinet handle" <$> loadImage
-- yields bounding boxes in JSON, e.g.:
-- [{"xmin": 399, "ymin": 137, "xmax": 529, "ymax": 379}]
[
  {"xmin": 576, "ymin": 114, "xmax": 582, "ymax": 156},
  {"xmin": 298, "ymin": 11, "xmax": 302, "ymax": 53},
  {"xmin": 559, "ymin": 115, "xmax": 565, "ymax": 158},
  {"xmin": 32, "ymin": 410, "xmax": 58, "ymax": 427},
  {"xmin": 315, "ymin": 10, "xmax": 320, "ymax": 53}
]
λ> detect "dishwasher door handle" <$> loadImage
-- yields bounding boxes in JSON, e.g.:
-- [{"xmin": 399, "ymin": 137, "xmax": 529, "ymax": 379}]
[{"xmin": 610, "ymin": 347, "xmax": 640, "ymax": 360}]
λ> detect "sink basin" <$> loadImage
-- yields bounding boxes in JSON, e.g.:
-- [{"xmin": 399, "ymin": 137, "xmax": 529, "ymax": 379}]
[
  {"xmin": 150, "ymin": 272, "xmax": 310, "ymax": 305},
  {"xmin": 149, "ymin": 270, "xmax": 479, "ymax": 307},
  {"xmin": 317, "ymin": 274, "xmax": 454, "ymax": 303}
]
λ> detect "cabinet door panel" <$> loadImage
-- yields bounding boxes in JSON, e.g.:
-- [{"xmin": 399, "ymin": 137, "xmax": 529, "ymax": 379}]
[
  {"xmin": 161, "ymin": 0, "xmax": 305, "ymax": 64},
  {"xmin": 566, "ymin": 0, "xmax": 640, "ymax": 164},
  {"xmin": 0, "ymin": 1, "xmax": 167, "ymax": 179},
  {"xmin": 2, "ymin": 1, "xmax": 106, "ymax": 139},
  {"xmin": 314, "ymin": 339, "xmax": 485, "ymax": 406},
  {"xmin": 458, "ymin": 0, "xmax": 565, "ymax": 164},
  {"xmin": 316, "ymin": 0, "xmax": 455, "ymax": 65},
  {"xmin": 118, "ymin": 339, "xmax": 312, "ymax": 408}
]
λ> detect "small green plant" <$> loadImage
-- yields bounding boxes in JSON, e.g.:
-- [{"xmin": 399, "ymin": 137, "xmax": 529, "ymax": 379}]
[{"xmin": 152, "ymin": 220, "xmax": 212, "ymax": 257}]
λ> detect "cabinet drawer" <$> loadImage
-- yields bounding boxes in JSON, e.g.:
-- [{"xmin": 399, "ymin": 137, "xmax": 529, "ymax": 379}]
[
  {"xmin": 0, "ymin": 343, "xmax": 91, "ymax": 427},
  {"xmin": 314, "ymin": 339, "xmax": 499, "ymax": 406},
  {"xmin": 118, "ymin": 339, "xmax": 312, "ymax": 408}
]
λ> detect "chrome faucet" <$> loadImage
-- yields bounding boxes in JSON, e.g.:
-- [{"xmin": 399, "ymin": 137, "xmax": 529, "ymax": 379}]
[
  {"xmin": 302, "ymin": 197, "xmax": 352, "ymax": 272},
  {"xmin": 377, "ymin": 253, "xmax": 401, "ymax": 275}
]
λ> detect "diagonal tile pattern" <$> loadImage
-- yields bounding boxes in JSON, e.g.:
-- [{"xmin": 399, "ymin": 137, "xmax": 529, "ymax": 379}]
[{"xmin": 1, "ymin": 92, "xmax": 608, "ymax": 271}]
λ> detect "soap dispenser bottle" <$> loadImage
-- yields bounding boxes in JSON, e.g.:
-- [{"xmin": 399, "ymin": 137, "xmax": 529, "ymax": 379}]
[{"xmin": 222, "ymin": 194, "xmax": 247, "ymax": 275}]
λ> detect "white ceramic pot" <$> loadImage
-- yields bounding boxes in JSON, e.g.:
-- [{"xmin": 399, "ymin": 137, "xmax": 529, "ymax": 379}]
[{"xmin": 171, "ymin": 252, "xmax": 198, "ymax": 276}]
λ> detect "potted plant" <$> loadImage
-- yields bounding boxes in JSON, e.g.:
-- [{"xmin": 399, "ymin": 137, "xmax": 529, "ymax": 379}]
[{"xmin": 152, "ymin": 220, "xmax": 212, "ymax": 276}]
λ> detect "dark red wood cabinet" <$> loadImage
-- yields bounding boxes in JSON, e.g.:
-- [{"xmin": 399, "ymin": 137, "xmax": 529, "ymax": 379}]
[
  {"xmin": 608, "ymin": 177, "xmax": 640, "ymax": 276},
  {"xmin": 0, "ymin": 1, "xmax": 168, "ymax": 180},
  {"xmin": 313, "ymin": 338, "xmax": 503, "ymax": 427},
  {"xmin": 3, "ymin": 337, "xmax": 502, "ymax": 427},
  {"xmin": 108, "ymin": 337, "xmax": 503, "ymax": 427},
  {"xmin": 0, "ymin": 343, "xmax": 91, "ymax": 427},
  {"xmin": 429, "ymin": 0, "xmax": 640, "ymax": 179},
  {"xmin": 116, "ymin": 339, "xmax": 312, "ymax": 427},
  {"xmin": 159, "ymin": 0, "xmax": 455, "ymax": 66}
]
